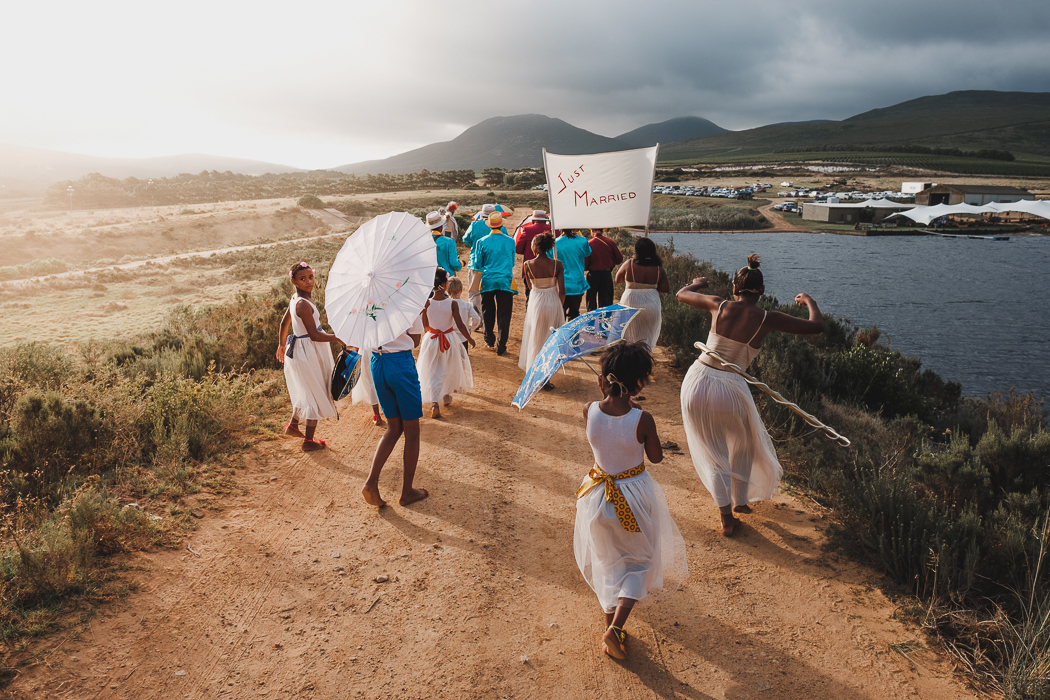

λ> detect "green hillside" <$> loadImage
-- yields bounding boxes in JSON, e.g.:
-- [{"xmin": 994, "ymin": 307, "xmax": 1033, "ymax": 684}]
[{"xmin": 659, "ymin": 91, "xmax": 1050, "ymax": 174}]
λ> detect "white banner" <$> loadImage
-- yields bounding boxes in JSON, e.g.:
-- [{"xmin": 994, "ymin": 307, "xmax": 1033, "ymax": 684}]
[{"xmin": 543, "ymin": 146, "xmax": 658, "ymax": 230}]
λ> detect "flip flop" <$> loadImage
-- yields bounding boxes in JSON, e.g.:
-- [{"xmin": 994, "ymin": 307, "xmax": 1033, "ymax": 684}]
[{"xmin": 371, "ymin": 414, "xmax": 382, "ymax": 426}]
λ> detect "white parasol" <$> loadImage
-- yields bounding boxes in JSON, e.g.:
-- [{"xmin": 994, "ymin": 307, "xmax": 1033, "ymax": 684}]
[{"xmin": 325, "ymin": 212, "xmax": 437, "ymax": 349}]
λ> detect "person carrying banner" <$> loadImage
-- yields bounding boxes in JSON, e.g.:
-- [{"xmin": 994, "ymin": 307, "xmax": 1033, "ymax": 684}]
[
  {"xmin": 427, "ymin": 211, "xmax": 461, "ymax": 277},
  {"xmin": 474, "ymin": 212, "xmax": 518, "ymax": 355},
  {"xmin": 464, "ymin": 203, "xmax": 500, "ymax": 312},
  {"xmin": 553, "ymin": 229, "xmax": 591, "ymax": 320},
  {"xmin": 585, "ymin": 228, "xmax": 624, "ymax": 312},
  {"xmin": 514, "ymin": 210, "xmax": 551, "ymax": 300}
]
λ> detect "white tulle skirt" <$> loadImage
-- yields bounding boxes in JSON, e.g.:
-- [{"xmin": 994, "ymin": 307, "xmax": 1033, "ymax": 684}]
[
  {"xmin": 620, "ymin": 288, "xmax": 662, "ymax": 350},
  {"xmin": 574, "ymin": 471, "xmax": 687, "ymax": 613},
  {"xmin": 284, "ymin": 339, "xmax": 339, "ymax": 421},
  {"xmin": 350, "ymin": 347, "xmax": 379, "ymax": 406},
  {"xmin": 416, "ymin": 333, "xmax": 473, "ymax": 403},
  {"xmin": 680, "ymin": 361, "xmax": 782, "ymax": 508},
  {"xmin": 518, "ymin": 285, "xmax": 565, "ymax": 371}
]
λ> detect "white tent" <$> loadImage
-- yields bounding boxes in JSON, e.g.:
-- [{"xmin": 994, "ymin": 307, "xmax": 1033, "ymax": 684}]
[{"xmin": 888, "ymin": 200, "xmax": 1050, "ymax": 225}]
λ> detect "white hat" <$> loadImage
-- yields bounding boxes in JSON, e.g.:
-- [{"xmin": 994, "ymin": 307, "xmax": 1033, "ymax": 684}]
[
  {"xmin": 425, "ymin": 211, "xmax": 445, "ymax": 230},
  {"xmin": 532, "ymin": 210, "xmax": 548, "ymax": 220},
  {"xmin": 481, "ymin": 203, "xmax": 496, "ymax": 214}
]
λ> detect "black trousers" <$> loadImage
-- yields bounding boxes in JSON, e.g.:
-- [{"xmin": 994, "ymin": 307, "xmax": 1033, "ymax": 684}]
[
  {"xmin": 563, "ymin": 293, "xmax": 584, "ymax": 321},
  {"xmin": 585, "ymin": 270, "xmax": 614, "ymax": 312},
  {"xmin": 481, "ymin": 289, "xmax": 514, "ymax": 353}
]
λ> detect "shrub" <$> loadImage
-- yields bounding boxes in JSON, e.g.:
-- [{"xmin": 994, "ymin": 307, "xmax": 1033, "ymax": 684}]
[{"xmin": 297, "ymin": 194, "xmax": 325, "ymax": 209}]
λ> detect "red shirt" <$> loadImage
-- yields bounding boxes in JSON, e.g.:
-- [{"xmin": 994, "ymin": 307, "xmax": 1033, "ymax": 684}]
[
  {"xmin": 515, "ymin": 220, "xmax": 552, "ymax": 269},
  {"xmin": 585, "ymin": 234, "xmax": 624, "ymax": 271}
]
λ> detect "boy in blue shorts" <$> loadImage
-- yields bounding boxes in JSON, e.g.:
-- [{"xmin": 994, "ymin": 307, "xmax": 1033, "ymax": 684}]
[{"xmin": 362, "ymin": 315, "xmax": 429, "ymax": 507}]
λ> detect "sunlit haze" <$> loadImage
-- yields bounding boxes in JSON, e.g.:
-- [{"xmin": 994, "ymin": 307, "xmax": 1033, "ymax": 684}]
[{"xmin": 4, "ymin": 0, "xmax": 1049, "ymax": 169}]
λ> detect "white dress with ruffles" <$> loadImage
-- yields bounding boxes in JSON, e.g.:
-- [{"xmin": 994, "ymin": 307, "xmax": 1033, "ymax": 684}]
[
  {"xmin": 574, "ymin": 404, "xmax": 687, "ymax": 613},
  {"xmin": 283, "ymin": 294, "xmax": 339, "ymax": 421},
  {"xmin": 416, "ymin": 297, "xmax": 473, "ymax": 403}
]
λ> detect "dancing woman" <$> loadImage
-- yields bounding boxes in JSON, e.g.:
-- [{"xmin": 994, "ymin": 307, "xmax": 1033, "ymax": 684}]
[{"xmin": 676, "ymin": 254, "xmax": 824, "ymax": 536}]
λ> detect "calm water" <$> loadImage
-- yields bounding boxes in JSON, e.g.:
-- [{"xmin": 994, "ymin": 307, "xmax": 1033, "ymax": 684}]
[{"xmin": 649, "ymin": 232, "xmax": 1050, "ymax": 400}]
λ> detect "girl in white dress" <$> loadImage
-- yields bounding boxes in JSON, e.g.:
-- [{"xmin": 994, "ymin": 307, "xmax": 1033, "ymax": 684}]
[
  {"xmin": 518, "ymin": 233, "xmax": 565, "ymax": 381},
  {"xmin": 447, "ymin": 277, "xmax": 482, "ymax": 351},
  {"xmin": 676, "ymin": 254, "xmax": 824, "ymax": 535},
  {"xmin": 276, "ymin": 262, "xmax": 347, "ymax": 452},
  {"xmin": 616, "ymin": 237, "xmax": 669, "ymax": 351},
  {"xmin": 574, "ymin": 341, "xmax": 687, "ymax": 660},
  {"xmin": 418, "ymin": 268, "xmax": 476, "ymax": 418}
]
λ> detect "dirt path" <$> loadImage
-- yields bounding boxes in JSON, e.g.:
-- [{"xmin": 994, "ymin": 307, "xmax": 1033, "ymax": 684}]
[
  {"xmin": 7, "ymin": 211, "xmax": 977, "ymax": 699},
  {"xmin": 755, "ymin": 202, "xmax": 810, "ymax": 232}
]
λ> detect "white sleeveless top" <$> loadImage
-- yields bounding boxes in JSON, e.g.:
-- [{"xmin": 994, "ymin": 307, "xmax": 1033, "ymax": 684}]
[
  {"xmin": 586, "ymin": 403, "xmax": 644, "ymax": 476},
  {"xmin": 426, "ymin": 297, "xmax": 456, "ymax": 330},
  {"xmin": 701, "ymin": 300, "xmax": 765, "ymax": 369}
]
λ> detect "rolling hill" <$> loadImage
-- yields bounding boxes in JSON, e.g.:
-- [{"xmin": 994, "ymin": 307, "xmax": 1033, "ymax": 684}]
[
  {"xmin": 659, "ymin": 90, "xmax": 1050, "ymax": 162},
  {"xmin": 330, "ymin": 114, "xmax": 630, "ymax": 175},
  {"xmin": 615, "ymin": 116, "xmax": 728, "ymax": 148}
]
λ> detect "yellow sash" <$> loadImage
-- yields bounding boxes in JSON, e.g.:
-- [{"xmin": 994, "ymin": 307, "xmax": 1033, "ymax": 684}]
[{"xmin": 576, "ymin": 463, "xmax": 646, "ymax": 532}]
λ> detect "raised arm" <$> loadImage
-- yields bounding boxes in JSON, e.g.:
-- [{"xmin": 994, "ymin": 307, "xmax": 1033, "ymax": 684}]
[
  {"xmin": 766, "ymin": 293, "xmax": 825, "ymax": 335},
  {"xmin": 675, "ymin": 277, "xmax": 722, "ymax": 313}
]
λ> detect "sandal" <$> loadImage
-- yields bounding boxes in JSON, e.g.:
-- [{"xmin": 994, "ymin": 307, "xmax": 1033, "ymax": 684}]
[
  {"xmin": 301, "ymin": 439, "xmax": 326, "ymax": 452},
  {"xmin": 603, "ymin": 625, "xmax": 626, "ymax": 660},
  {"xmin": 283, "ymin": 422, "xmax": 305, "ymax": 438},
  {"xmin": 371, "ymin": 414, "xmax": 382, "ymax": 426}
]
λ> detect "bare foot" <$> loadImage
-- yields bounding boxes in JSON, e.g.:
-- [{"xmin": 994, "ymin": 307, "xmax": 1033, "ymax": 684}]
[
  {"xmin": 720, "ymin": 512, "xmax": 741, "ymax": 537},
  {"xmin": 399, "ymin": 487, "xmax": 429, "ymax": 507},
  {"xmin": 284, "ymin": 422, "xmax": 306, "ymax": 439},
  {"xmin": 602, "ymin": 627, "xmax": 626, "ymax": 660},
  {"xmin": 733, "ymin": 504, "xmax": 753, "ymax": 514},
  {"xmin": 430, "ymin": 404, "xmax": 441, "ymax": 419},
  {"xmin": 361, "ymin": 483, "xmax": 387, "ymax": 507},
  {"xmin": 442, "ymin": 394, "xmax": 453, "ymax": 406}
]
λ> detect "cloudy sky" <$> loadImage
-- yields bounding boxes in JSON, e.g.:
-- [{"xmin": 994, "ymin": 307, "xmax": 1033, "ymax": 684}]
[{"xmin": 4, "ymin": 0, "xmax": 1049, "ymax": 169}]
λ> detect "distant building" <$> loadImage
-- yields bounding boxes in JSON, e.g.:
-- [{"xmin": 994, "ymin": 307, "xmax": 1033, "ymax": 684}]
[
  {"xmin": 802, "ymin": 199, "xmax": 914, "ymax": 224},
  {"xmin": 915, "ymin": 185, "xmax": 1033, "ymax": 206},
  {"xmin": 902, "ymin": 181, "xmax": 934, "ymax": 194}
]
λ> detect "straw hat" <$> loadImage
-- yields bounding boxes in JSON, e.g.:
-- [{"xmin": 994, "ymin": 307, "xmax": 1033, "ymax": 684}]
[
  {"xmin": 487, "ymin": 213, "xmax": 504, "ymax": 228},
  {"xmin": 425, "ymin": 211, "xmax": 445, "ymax": 230}
]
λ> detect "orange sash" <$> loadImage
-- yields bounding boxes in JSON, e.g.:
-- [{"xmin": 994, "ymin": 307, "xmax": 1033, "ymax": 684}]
[{"xmin": 428, "ymin": 327, "xmax": 453, "ymax": 353}]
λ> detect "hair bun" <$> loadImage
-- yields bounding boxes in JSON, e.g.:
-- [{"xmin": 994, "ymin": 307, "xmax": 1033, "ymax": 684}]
[{"xmin": 746, "ymin": 254, "xmax": 761, "ymax": 269}]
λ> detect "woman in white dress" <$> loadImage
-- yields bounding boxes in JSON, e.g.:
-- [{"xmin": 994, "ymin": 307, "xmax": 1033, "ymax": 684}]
[
  {"xmin": 676, "ymin": 254, "xmax": 824, "ymax": 535},
  {"xmin": 350, "ymin": 347, "xmax": 383, "ymax": 426},
  {"xmin": 276, "ymin": 261, "xmax": 346, "ymax": 452},
  {"xmin": 518, "ymin": 233, "xmax": 565, "ymax": 383},
  {"xmin": 418, "ymin": 268, "xmax": 476, "ymax": 418},
  {"xmin": 616, "ymin": 238, "xmax": 669, "ymax": 351}
]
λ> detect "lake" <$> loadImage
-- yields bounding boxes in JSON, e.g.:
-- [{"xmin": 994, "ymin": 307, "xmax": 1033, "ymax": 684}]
[{"xmin": 648, "ymin": 232, "xmax": 1050, "ymax": 401}]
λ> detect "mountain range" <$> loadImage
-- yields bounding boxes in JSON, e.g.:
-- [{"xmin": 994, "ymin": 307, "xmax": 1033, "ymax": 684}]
[{"xmin": 3, "ymin": 90, "xmax": 1048, "ymax": 193}]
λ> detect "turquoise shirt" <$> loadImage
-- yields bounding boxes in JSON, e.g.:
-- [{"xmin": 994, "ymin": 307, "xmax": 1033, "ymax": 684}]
[
  {"xmin": 433, "ymin": 234, "xmax": 461, "ymax": 275},
  {"xmin": 475, "ymin": 231, "xmax": 518, "ymax": 294},
  {"xmin": 551, "ymin": 234, "xmax": 591, "ymax": 295},
  {"xmin": 464, "ymin": 220, "xmax": 506, "ymax": 269}
]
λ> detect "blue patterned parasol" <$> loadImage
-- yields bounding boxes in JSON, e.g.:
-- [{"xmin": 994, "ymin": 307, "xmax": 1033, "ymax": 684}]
[{"xmin": 512, "ymin": 304, "xmax": 641, "ymax": 410}]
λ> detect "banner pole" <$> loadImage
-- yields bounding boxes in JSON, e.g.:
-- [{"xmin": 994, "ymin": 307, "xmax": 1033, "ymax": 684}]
[{"xmin": 645, "ymin": 143, "xmax": 660, "ymax": 238}]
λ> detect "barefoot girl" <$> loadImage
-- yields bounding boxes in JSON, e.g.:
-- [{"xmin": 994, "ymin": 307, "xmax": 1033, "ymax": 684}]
[
  {"xmin": 418, "ymin": 268, "xmax": 476, "ymax": 418},
  {"xmin": 676, "ymin": 254, "xmax": 824, "ymax": 536},
  {"xmin": 276, "ymin": 261, "xmax": 346, "ymax": 452},
  {"xmin": 574, "ymin": 341, "xmax": 687, "ymax": 660}
]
